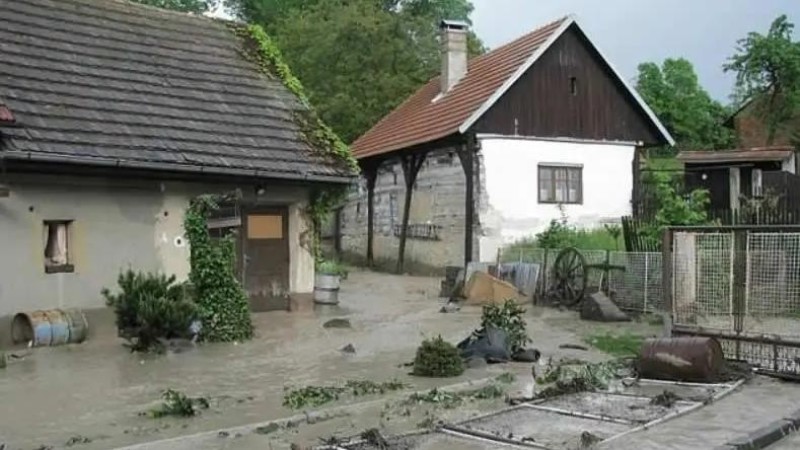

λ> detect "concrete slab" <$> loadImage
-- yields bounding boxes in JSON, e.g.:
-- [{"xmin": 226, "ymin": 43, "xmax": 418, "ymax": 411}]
[{"xmin": 453, "ymin": 406, "xmax": 632, "ymax": 449}]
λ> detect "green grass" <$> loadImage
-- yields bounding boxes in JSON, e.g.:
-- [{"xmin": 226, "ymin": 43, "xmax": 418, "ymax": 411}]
[
  {"xmin": 584, "ymin": 332, "xmax": 644, "ymax": 357},
  {"xmin": 502, "ymin": 227, "xmax": 623, "ymax": 261}
]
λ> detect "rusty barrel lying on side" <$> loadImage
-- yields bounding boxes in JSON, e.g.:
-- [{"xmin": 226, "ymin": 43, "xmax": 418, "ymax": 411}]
[{"xmin": 638, "ymin": 336, "xmax": 725, "ymax": 383}]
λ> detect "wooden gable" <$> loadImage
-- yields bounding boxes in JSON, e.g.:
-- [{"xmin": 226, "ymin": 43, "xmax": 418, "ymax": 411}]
[{"xmin": 474, "ymin": 24, "xmax": 664, "ymax": 145}]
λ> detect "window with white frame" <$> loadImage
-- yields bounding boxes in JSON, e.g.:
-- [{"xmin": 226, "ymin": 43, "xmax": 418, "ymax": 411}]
[
  {"xmin": 44, "ymin": 220, "xmax": 74, "ymax": 273},
  {"xmin": 538, "ymin": 164, "xmax": 583, "ymax": 204}
]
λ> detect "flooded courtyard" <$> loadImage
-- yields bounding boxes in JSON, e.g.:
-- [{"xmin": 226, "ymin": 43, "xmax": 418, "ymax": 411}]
[
  {"xmin": 2, "ymin": 270, "xmax": 799, "ymax": 450},
  {"xmin": 0, "ymin": 271, "xmax": 626, "ymax": 450}
]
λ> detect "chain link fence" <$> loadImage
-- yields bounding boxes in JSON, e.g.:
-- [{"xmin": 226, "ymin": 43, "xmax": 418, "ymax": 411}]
[
  {"xmin": 745, "ymin": 232, "xmax": 800, "ymax": 338},
  {"xmin": 500, "ymin": 247, "xmax": 664, "ymax": 313}
]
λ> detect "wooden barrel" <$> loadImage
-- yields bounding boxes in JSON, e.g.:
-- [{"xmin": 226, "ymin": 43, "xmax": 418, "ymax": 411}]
[
  {"xmin": 43, "ymin": 310, "xmax": 70, "ymax": 346},
  {"xmin": 11, "ymin": 309, "xmax": 88, "ymax": 347},
  {"xmin": 638, "ymin": 337, "xmax": 725, "ymax": 383},
  {"xmin": 62, "ymin": 309, "xmax": 89, "ymax": 344},
  {"xmin": 12, "ymin": 310, "xmax": 52, "ymax": 347},
  {"xmin": 314, "ymin": 274, "xmax": 340, "ymax": 305}
]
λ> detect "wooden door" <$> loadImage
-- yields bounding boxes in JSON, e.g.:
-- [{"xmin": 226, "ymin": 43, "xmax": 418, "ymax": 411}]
[{"xmin": 243, "ymin": 209, "xmax": 290, "ymax": 312}]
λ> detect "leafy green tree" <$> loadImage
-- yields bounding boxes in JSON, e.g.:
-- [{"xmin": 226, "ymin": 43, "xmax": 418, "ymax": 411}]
[
  {"xmin": 131, "ymin": 0, "xmax": 216, "ymax": 13},
  {"xmin": 725, "ymin": 15, "xmax": 800, "ymax": 145},
  {"xmin": 227, "ymin": 0, "xmax": 483, "ymax": 143},
  {"xmin": 636, "ymin": 58, "xmax": 734, "ymax": 153}
]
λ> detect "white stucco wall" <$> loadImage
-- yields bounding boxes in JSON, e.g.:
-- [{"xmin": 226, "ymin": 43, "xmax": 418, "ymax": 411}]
[{"xmin": 479, "ymin": 137, "xmax": 634, "ymax": 260}]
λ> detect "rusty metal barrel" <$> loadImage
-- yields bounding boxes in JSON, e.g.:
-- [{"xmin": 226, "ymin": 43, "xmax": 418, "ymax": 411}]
[{"xmin": 638, "ymin": 337, "xmax": 725, "ymax": 383}]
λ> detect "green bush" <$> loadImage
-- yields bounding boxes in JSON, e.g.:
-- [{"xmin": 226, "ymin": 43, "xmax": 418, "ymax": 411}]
[
  {"xmin": 412, "ymin": 336, "xmax": 465, "ymax": 378},
  {"xmin": 316, "ymin": 259, "xmax": 348, "ymax": 277},
  {"xmin": 102, "ymin": 270, "xmax": 197, "ymax": 352},
  {"xmin": 477, "ymin": 300, "xmax": 530, "ymax": 352}
]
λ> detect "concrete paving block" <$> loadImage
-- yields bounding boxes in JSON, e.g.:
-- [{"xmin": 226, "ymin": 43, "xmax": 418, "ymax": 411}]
[{"xmin": 727, "ymin": 419, "xmax": 797, "ymax": 449}]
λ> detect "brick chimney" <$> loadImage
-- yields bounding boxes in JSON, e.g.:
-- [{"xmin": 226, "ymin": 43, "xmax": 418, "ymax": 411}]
[{"xmin": 440, "ymin": 20, "xmax": 469, "ymax": 94}]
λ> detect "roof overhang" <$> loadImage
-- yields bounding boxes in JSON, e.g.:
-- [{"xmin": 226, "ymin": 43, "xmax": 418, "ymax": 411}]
[
  {"xmin": 678, "ymin": 147, "xmax": 795, "ymax": 164},
  {"xmin": 458, "ymin": 15, "xmax": 675, "ymax": 147}
]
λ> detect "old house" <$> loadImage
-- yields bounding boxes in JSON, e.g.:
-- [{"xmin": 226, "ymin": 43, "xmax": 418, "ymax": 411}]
[
  {"xmin": 676, "ymin": 97, "xmax": 800, "ymax": 215},
  {"xmin": 0, "ymin": 0, "xmax": 353, "ymax": 326},
  {"xmin": 338, "ymin": 16, "xmax": 673, "ymax": 271}
]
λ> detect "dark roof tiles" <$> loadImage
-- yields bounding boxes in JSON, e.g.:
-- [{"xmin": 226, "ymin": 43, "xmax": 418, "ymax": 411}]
[{"xmin": 0, "ymin": 0, "xmax": 351, "ymax": 181}]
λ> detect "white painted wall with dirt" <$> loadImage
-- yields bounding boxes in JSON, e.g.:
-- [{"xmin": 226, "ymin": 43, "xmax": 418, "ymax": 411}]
[
  {"xmin": 0, "ymin": 174, "xmax": 315, "ymax": 318},
  {"xmin": 478, "ymin": 137, "xmax": 634, "ymax": 260}
]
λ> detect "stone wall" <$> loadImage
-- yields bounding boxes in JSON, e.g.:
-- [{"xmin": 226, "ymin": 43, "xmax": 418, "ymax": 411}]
[{"xmin": 340, "ymin": 147, "xmax": 483, "ymax": 269}]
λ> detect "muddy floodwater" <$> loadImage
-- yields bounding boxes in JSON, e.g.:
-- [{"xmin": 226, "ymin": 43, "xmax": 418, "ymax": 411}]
[{"xmin": 0, "ymin": 271, "xmax": 640, "ymax": 450}]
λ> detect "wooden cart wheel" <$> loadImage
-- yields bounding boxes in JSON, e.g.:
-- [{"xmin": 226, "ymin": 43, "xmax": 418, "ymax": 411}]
[{"xmin": 553, "ymin": 247, "xmax": 588, "ymax": 306}]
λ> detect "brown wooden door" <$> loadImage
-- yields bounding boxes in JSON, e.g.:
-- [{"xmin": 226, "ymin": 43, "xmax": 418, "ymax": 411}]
[{"xmin": 243, "ymin": 208, "xmax": 290, "ymax": 312}]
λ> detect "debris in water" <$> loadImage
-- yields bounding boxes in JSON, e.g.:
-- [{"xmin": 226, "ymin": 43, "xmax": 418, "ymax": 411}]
[
  {"xmin": 650, "ymin": 390, "xmax": 681, "ymax": 408},
  {"xmin": 283, "ymin": 380, "xmax": 407, "ymax": 409},
  {"xmin": 64, "ymin": 435, "xmax": 92, "ymax": 446},
  {"xmin": 147, "ymin": 389, "xmax": 210, "ymax": 418},
  {"xmin": 580, "ymin": 431, "xmax": 602, "ymax": 448},
  {"xmin": 495, "ymin": 372, "xmax": 516, "ymax": 384},
  {"xmin": 254, "ymin": 423, "xmax": 280, "ymax": 435},
  {"xmin": 439, "ymin": 303, "xmax": 460, "ymax": 314},
  {"xmin": 361, "ymin": 428, "xmax": 389, "ymax": 448},
  {"xmin": 341, "ymin": 343, "xmax": 356, "ymax": 354},
  {"xmin": 217, "ymin": 431, "xmax": 230, "ymax": 438},
  {"xmin": 323, "ymin": 318, "xmax": 351, "ymax": 329}
]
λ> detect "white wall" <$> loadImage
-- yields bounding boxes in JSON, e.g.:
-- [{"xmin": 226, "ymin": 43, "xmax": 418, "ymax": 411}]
[{"xmin": 479, "ymin": 137, "xmax": 634, "ymax": 260}]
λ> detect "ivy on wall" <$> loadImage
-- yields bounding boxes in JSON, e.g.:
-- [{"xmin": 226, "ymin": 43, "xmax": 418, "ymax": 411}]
[
  {"xmin": 228, "ymin": 23, "xmax": 359, "ymax": 257},
  {"xmin": 184, "ymin": 195, "xmax": 253, "ymax": 342}
]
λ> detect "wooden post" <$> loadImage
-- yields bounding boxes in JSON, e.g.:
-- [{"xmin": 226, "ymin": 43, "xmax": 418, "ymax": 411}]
[
  {"xmin": 632, "ymin": 147, "xmax": 642, "ymax": 217},
  {"xmin": 333, "ymin": 207, "xmax": 342, "ymax": 257},
  {"xmin": 397, "ymin": 152, "xmax": 426, "ymax": 273},
  {"xmin": 457, "ymin": 136, "xmax": 477, "ymax": 267},
  {"xmin": 662, "ymin": 228, "xmax": 673, "ymax": 337},
  {"xmin": 363, "ymin": 162, "xmax": 379, "ymax": 267},
  {"xmin": 732, "ymin": 230, "xmax": 747, "ymax": 337}
]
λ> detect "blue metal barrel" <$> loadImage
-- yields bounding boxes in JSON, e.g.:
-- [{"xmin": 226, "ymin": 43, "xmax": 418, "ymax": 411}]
[{"xmin": 11, "ymin": 309, "xmax": 88, "ymax": 347}]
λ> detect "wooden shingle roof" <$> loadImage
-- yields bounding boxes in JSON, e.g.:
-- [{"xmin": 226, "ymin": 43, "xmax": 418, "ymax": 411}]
[{"xmin": 0, "ymin": 0, "xmax": 353, "ymax": 182}]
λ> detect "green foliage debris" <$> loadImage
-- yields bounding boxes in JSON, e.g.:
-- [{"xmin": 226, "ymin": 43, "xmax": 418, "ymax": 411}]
[
  {"xmin": 477, "ymin": 300, "xmax": 531, "ymax": 353},
  {"xmin": 283, "ymin": 379, "xmax": 408, "ymax": 409},
  {"xmin": 404, "ymin": 384, "xmax": 507, "ymax": 410},
  {"xmin": 147, "ymin": 389, "xmax": 209, "ymax": 418},
  {"xmin": 495, "ymin": 372, "xmax": 516, "ymax": 384},
  {"xmin": 412, "ymin": 336, "xmax": 465, "ymax": 378}
]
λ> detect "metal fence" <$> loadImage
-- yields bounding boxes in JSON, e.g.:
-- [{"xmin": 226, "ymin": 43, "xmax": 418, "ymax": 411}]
[
  {"xmin": 668, "ymin": 226, "xmax": 800, "ymax": 377},
  {"xmin": 500, "ymin": 247, "xmax": 664, "ymax": 313}
]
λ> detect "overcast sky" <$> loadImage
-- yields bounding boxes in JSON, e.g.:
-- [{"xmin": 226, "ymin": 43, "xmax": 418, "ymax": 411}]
[{"xmin": 471, "ymin": 0, "xmax": 800, "ymax": 104}]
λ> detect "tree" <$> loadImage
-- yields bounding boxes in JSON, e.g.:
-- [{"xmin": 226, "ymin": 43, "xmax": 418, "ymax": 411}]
[
  {"xmin": 228, "ymin": 0, "xmax": 483, "ymax": 143},
  {"xmin": 725, "ymin": 15, "xmax": 800, "ymax": 145},
  {"xmin": 131, "ymin": 0, "xmax": 216, "ymax": 13},
  {"xmin": 636, "ymin": 58, "xmax": 734, "ymax": 153}
]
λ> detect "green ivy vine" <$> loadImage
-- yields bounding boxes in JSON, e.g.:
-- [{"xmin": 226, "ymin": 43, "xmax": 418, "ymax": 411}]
[
  {"xmin": 228, "ymin": 23, "xmax": 358, "ymax": 257},
  {"xmin": 184, "ymin": 195, "xmax": 253, "ymax": 343}
]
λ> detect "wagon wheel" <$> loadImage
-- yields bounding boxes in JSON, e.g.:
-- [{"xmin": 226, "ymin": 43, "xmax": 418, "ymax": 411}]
[{"xmin": 552, "ymin": 247, "xmax": 588, "ymax": 307}]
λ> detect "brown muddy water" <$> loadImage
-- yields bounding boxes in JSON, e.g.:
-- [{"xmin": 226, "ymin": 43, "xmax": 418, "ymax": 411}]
[{"xmin": 0, "ymin": 271, "xmax": 638, "ymax": 450}]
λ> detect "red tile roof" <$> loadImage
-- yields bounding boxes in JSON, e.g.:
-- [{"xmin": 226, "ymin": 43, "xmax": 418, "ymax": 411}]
[
  {"xmin": 678, "ymin": 146, "xmax": 795, "ymax": 164},
  {"xmin": 351, "ymin": 17, "xmax": 570, "ymax": 159}
]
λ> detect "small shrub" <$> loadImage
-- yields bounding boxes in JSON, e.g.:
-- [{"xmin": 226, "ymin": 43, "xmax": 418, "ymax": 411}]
[
  {"xmin": 412, "ymin": 336, "xmax": 465, "ymax": 378},
  {"xmin": 477, "ymin": 300, "xmax": 531, "ymax": 352},
  {"xmin": 316, "ymin": 259, "xmax": 348, "ymax": 277},
  {"xmin": 102, "ymin": 270, "xmax": 197, "ymax": 352}
]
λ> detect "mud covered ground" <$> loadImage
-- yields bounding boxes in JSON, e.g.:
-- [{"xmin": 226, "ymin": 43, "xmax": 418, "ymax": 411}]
[{"xmin": 0, "ymin": 271, "xmax": 662, "ymax": 450}]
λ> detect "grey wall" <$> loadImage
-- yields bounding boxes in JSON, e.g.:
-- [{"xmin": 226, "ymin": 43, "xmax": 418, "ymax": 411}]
[
  {"xmin": 0, "ymin": 173, "xmax": 313, "ymax": 319},
  {"xmin": 340, "ymin": 148, "xmax": 485, "ymax": 269}
]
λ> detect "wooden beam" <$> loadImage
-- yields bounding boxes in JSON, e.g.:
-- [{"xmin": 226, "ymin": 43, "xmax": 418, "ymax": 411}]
[
  {"xmin": 362, "ymin": 162, "xmax": 380, "ymax": 267},
  {"xmin": 397, "ymin": 152, "xmax": 427, "ymax": 273},
  {"xmin": 457, "ymin": 136, "xmax": 477, "ymax": 267}
]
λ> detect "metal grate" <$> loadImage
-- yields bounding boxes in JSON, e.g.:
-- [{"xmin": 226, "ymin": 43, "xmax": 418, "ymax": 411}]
[
  {"xmin": 672, "ymin": 231, "xmax": 733, "ymax": 331},
  {"xmin": 745, "ymin": 233, "xmax": 800, "ymax": 338},
  {"xmin": 608, "ymin": 252, "xmax": 663, "ymax": 312}
]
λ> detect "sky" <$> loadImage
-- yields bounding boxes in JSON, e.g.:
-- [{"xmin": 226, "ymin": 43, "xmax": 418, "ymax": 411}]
[{"xmin": 471, "ymin": 0, "xmax": 800, "ymax": 104}]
